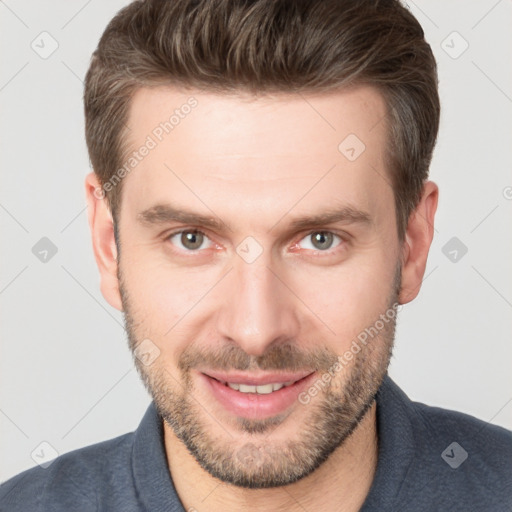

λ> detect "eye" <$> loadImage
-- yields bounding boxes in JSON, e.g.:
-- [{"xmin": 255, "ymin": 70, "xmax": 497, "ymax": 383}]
[
  {"xmin": 297, "ymin": 231, "xmax": 343, "ymax": 253},
  {"xmin": 167, "ymin": 229, "xmax": 213, "ymax": 252},
  {"xmin": 164, "ymin": 229, "xmax": 344, "ymax": 256}
]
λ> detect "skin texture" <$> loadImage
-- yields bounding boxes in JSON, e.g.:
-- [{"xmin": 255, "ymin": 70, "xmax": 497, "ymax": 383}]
[{"xmin": 85, "ymin": 85, "xmax": 438, "ymax": 512}]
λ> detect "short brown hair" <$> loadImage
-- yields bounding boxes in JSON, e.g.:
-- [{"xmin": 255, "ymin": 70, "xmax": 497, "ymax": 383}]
[{"xmin": 84, "ymin": 0, "xmax": 440, "ymax": 240}]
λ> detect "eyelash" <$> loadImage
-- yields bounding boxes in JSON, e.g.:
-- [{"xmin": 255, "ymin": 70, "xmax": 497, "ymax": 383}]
[{"xmin": 163, "ymin": 228, "xmax": 347, "ymax": 257}]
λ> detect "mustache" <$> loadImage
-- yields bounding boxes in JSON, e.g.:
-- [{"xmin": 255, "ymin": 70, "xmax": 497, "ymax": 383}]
[{"xmin": 178, "ymin": 342, "xmax": 339, "ymax": 373}]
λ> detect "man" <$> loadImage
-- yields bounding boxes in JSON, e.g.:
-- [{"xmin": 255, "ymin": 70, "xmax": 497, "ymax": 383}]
[{"xmin": 1, "ymin": 0, "xmax": 511, "ymax": 510}]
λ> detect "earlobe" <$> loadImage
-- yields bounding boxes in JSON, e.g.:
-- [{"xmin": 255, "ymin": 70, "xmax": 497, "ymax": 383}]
[
  {"xmin": 84, "ymin": 172, "xmax": 123, "ymax": 312},
  {"xmin": 398, "ymin": 181, "xmax": 439, "ymax": 305}
]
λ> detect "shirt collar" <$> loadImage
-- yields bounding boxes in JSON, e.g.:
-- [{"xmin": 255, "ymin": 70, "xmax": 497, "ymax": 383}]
[
  {"xmin": 132, "ymin": 401, "xmax": 184, "ymax": 511},
  {"xmin": 360, "ymin": 373, "xmax": 416, "ymax": 511}
]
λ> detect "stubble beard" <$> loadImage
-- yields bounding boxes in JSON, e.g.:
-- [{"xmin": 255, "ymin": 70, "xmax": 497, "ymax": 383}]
[{"xmin": 119, "ymin": 264, "xmax": 400, "ymax": 489}]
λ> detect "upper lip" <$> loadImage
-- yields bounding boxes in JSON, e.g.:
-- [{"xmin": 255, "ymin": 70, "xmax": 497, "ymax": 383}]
[{"xmin": 200, "ymin": 370, "xmax": 315, "ymax": 386}]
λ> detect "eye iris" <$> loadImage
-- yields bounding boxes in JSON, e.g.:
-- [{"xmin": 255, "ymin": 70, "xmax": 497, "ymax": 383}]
[
  {"xmin": 312, "ymin": 232, "xmax": 333, "ymax": 250},
  {"xmin": 181, "ymin": 231, "xmax": 203, "ymax": 250}
]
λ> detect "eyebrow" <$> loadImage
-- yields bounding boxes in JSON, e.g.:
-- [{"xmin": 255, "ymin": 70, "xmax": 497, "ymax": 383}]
[{"xmin": 137, "ymin": 203, "xmax": 373, "ymax": 233}]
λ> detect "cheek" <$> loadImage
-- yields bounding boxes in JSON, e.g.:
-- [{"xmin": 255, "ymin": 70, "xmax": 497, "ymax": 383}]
[
  {"xmin": 125, "ymin": 262, "xmax": 219, "ymax": 342},
  {"xmin": 290, "ymin": 259, "xmax": 396, "ymax": 344}
]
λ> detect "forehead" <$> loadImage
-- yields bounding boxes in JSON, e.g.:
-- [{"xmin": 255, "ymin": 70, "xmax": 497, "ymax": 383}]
[
  {"xmin": 125, "ymin": 84, "xmax": 387, "ymax": 157},
  {"xmin": 119, "ymin": 85, "xmax": 391, "ymax": 230}
]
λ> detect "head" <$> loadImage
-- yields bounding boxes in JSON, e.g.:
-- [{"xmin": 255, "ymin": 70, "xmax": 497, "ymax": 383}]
[{"xmin": 84, "ymin": 0, "xmax": 439, "ymax": 488}]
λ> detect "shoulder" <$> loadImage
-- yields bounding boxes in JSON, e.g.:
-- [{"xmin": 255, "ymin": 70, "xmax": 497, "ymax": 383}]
[
  {"xmin": 380, "ymin": 377, "xmax": 512, "ymax": 468},
  {"xmin": 410, "ymin": 397, "xmax": 512, "ymax": 465},
  {"xmin": 0, "ymin": 432, "xmax": 134, "ymax": 512},
  {"xmin": 373, "ymin": 377, "xmax": 512, "ymax": 511},
  {"xmin": 408, "ymin": 395, "xmax": 512, "ymax": 509}
]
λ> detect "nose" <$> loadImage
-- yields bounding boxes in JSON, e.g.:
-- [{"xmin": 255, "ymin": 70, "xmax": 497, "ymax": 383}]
[{"xmin": 216, "ymin": 248, "xmax": 301, "ymax": 357}]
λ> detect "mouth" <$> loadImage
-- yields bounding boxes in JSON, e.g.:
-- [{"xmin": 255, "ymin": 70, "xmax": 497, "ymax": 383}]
[{"xmin": 197, "ymin": 370, "xmax": 316, "ymax": 420}]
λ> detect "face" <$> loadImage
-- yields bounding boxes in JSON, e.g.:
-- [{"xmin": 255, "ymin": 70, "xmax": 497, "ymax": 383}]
[{"xmin": 113, "ymin": 85, "xmax": 403, "ymax": 488}]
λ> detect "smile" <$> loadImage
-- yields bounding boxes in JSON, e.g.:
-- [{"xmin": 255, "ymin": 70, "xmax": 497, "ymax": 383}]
[
  {"xmin": 198, "ymin": 370, "xmax": 316, "ymax": 419},
  {"xmin": 222, "ymin": 381, "xmax": 295, "ymax": 393}
]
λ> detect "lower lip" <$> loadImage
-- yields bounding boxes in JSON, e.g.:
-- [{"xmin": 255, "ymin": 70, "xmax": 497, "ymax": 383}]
[{"xmin": 199, "ymin": 371, "xmax": 316, "ymax": 420}]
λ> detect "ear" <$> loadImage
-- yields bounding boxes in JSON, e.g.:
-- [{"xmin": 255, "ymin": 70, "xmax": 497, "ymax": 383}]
[
  {"xmin": 398, "ymin": 180, "xmax": 439, "ymax": 304},
  {"xmin": 84, "ymin": 172, "xmax": 123, "ymax": 311}
]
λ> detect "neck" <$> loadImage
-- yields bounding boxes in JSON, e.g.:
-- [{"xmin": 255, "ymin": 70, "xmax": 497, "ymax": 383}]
[{"xmin": 164, "ymin": 401, "xmax": 378, "ymax": 512}]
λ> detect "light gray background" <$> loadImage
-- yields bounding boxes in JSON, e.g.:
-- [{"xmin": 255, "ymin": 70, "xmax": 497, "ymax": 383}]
[{"xmin": 1, "ymin": 0, "xmax": 511, "ymax": 482}]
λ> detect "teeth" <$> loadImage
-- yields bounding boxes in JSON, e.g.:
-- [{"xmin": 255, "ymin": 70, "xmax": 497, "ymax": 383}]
[
  {"xmin": 238, "ymin": 384, "xmax": 256, "ymax": 393},
  {"xmin": 254, "ymin": 384, "xmax": 273, "ymax": 394},
  {"xmin": 226, "ymin": 382, "xmax": 295, "ymax": 394}
]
